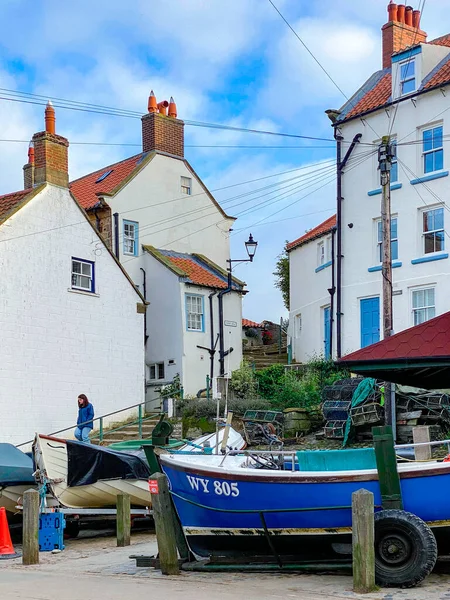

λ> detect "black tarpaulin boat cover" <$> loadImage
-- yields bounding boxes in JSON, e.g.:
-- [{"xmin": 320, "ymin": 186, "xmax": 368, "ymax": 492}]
[{"xmin": 66, "ymin": 441, "xmax": 151, "ymax": 487}]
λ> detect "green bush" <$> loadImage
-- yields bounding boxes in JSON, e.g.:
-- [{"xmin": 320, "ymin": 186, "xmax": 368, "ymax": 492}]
[
  {"xmin": 254, "ymin": 364, "xmax": 285, "ymax": 398},
  {"xmin": 269, "ymin": 370, "xmax": 322, "ymax": 411},
  {"xmin": 177, "ymin": 397, "xmax": 271, "ymax": 419},
  {"xmin": 229, "ymin": 361, "xmax": 259, "ymax": 399}
]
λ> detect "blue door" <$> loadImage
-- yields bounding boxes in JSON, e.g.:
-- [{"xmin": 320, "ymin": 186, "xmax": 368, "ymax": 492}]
[
  {"xmin": 324, "ymin": 306, "xmax": 331, "ymax": 359},
  {"xmin": 360, "ymin": 297, "xmax": 380, "ymax": 348}
]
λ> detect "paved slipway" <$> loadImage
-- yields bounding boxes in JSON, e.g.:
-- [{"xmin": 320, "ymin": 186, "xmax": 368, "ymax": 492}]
[{"xmin": 3, "ymin": 531, "xmax": 450, "ymax": 600}]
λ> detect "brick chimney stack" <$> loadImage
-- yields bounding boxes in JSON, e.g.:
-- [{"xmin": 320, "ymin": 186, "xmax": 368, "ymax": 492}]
[
  {"xmin": 382, "ymin": 2, "xmax": 427, "ymax": 69},
  {"xmin": 141, "ymin": 91, "xmax": 184, "ymax": 158},
  {"xmin": 23, "ymin": 142, "xmax": 35, "ymax": 189},
  {"xmin": 32, "ymin": 101, "xmax": 69, "ymax": 188}
]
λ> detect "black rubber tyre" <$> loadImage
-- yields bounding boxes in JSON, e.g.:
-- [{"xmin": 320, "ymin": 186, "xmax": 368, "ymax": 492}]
[
  {"xmin": 64, "ymin": 519, "xmax": 80, "ymax": 539},
  {"xmin": 374, "ymin": 509, "xmax": 437, "ymax": 588}
]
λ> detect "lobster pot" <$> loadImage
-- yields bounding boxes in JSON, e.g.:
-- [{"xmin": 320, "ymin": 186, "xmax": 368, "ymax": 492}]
[
  {"xmin": 350, "ymin": 403, "xmax": 384, "ymax": 427},
  {"xmin": 324, "ymin": 420, "xmax": 346, "ymax": 439},
  {"xmin": 322, "ymin": 400, "xmax": 351, "ymax": 421},
  {"xmin": 420, "ymin": 394, "xmax": 450, "ymax": 409}
]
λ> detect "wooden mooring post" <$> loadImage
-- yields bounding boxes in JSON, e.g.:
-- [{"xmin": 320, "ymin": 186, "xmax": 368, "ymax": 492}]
[
  {"xmin": 413, "ymin": 425, "xmax": 431, "ymax": 461},
  {"xmin": 352, "ymin": 489, "xmax": 376, "ymax": 593},
  {"xmin": 116, "ymin": 493, "xmax": 131, "ymax": 547},
  {"xmin": 149, "ymin": 472, "xmax": 181, "ymax": 575},
  {"xmin": 22, "ymin": 488, "xmax": 39, "ymax": 565}
]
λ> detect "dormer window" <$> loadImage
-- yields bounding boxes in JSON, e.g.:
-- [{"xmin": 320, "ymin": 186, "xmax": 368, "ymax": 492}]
[{"xmin": 400, "ymin": 59, "xmax": 415, "ymax": 95}]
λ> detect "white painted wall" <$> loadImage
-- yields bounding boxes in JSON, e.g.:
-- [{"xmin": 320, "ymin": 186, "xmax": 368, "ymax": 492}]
[
  {"xmin": 106, "ymin": 153, "xmax": 233, "ymax": 286},
  {"xmin": 142, "ymin": 249, "xmax": 243, "ymax": 402},
  {"xmin": 181, "ymin": 282, "xmax": 243, "ymax": 397},
  {"xmin": 289, "ymin": 80, "xmax": 450, "ymax": 360},
  {"xmin": 0, "ymin": 184, "xmax": 145, "ymax": 445},
  {"xmin": 288, "ymin": 233, "xmax": 335, "ymax": 363},
  {"xmin": 142, "ymin": 252, "xmax": 183, "ymax": 409}
]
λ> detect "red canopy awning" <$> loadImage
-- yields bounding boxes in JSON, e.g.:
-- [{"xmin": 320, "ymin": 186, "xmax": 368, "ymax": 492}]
[{"xmin": 338, "ymin": 312, "xmax": 450, "ymax": 389}]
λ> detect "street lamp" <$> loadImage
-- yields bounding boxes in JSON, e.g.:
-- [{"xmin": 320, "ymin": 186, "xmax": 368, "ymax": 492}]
[
  {"xmin": 244, "ymin": 234, "xmax": 258, "ymax": 262},
  {"xmin": 226, "ymin": 233, "xmax": 258, "ymax": 287}
]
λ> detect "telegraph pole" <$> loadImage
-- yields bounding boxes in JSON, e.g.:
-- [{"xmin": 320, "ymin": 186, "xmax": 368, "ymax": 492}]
[{"xmin": 378, "ymin": 136, "xmax": 395, "ymax": 426}]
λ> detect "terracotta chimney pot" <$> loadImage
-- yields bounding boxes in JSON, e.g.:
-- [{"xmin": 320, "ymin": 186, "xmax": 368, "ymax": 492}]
[
  {"xmin": 148, "ymin": 90, "xmax": 157, "ymax": 113},
  {"xmin": 157, "ymin": 100, "xmax": 169, "ymax": 116},
  {"xmin": 405, "ymin": 6, "xmax": 413, "ymax": 26},
  {"xmin": 388, "ymin": 2, "xmax": 398, "ymax": 22},
  {"xmin": 168, "ymin": 97, "xmax": 177, "ymax": 118},
  {"xmin": 397, "ymin": 4, "xmax": 405, "ymax": 24},
  {"xmin": 413, "ymin": 9, "xmax": 421, "ymax": 28},
  {"xmin": 45, "ymin": 101, "xmax": 56, "ymax": 135}
]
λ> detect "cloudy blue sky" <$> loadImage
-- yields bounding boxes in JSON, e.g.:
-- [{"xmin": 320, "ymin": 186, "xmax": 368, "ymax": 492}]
[{"xmin": 0, "ymin": 0, "xmax": 445, "ymax": 322}]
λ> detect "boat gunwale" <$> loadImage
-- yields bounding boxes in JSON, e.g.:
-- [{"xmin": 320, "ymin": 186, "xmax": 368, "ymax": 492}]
[{"xmin": 160, "ymin": 454, "xmax": 450, "ymax": 484}]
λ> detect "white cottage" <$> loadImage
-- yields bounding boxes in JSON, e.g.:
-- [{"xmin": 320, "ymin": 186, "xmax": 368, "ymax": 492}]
[
  {"xmin": 0, "ymin": 105, "xmax": 146, "ymax": 445},
  {"xmin": 70, "ymin": 93, "xmax": 244, "ymax": 404},
  {"xmin": 289, "ymin": 3, "xmax": 450, "ymax": 362},
  {"xmin": 142, "ymin": 247, "xmax": 245, "ymax": 405}
]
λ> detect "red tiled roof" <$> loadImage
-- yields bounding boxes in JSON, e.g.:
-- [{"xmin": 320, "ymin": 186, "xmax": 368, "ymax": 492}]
[
  {"xmin": 340, "ymin": 312, "xmax": 450, "ymax": 363},
  {"xmin": 0, "ymin": 189, "xmax": 32, "ymax": 222},
  {"xmin": 287, "ymin": 215, "xmax": 336, "ymax": 252},
  {"xmin": 339, "ymin": 36, "xmax": 450, "ymax": 122},
  {"xmin": 430, "ymin": 34, "xmax": 450, "ymax": 48},
  {"xmin": 70, "ymin": 153, "xmax": 146, "ymax": 210},
  {"xmin": 424, "ymin": 57, "xmax": 450, "ymax": 89},
  {"xmin": 345, "ymin": 72, "xmax": 392, "ymax": 120},
  {"xmin": 242, "ymin": 319, "xmax": 261, "ymax": 328},
  {"xmin": 167, "ymin": 256, "xmax": 228, "ymax": 289}
]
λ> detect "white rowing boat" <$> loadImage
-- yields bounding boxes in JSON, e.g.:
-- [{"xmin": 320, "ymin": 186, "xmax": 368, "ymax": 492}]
[{"xmin": 33, "ymin": 434, "xmax": 151, "ymax": 509}]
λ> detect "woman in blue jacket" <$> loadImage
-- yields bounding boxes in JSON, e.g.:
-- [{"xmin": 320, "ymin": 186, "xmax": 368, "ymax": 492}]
[{"xmin": 74, "ymin": 394, "xmax": 94, "ymax": 443}]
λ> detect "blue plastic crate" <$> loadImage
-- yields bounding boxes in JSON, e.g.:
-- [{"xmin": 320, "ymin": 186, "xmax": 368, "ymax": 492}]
[{"xmin": 39, "ymin": 513, "xmax": 65, "ymax": 552}]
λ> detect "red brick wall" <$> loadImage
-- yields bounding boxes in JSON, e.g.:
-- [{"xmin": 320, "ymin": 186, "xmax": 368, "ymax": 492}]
[
  {"xmin": 32, "ymin": 131, "xmax": 69, "ymax": 187},
  {"xmin": 87, "ymin": 206, "xmax": 112, "ymax": 250},
  {"xmin": 382, "ymin": 22, "xmax": 427, "ymax": 69},
  {"xmin": 141, "ymin": 113, "xmax": 184, "ymax": 157}
]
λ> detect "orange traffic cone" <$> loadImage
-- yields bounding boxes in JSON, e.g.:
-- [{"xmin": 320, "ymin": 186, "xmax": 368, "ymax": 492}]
[{"xmin": 0, "ymin": 507, "xmax": 20, "ymax": 559}]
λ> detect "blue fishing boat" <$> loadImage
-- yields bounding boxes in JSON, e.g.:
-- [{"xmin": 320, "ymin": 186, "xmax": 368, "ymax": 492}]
[{"xmin": 159, "ymin": 445, "xmax": 448, "ymax": 587}]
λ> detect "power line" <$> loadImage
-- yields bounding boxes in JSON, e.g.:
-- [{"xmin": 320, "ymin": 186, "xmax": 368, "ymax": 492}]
[
  {"xmin": 266, "ymin": 0, "xmax": 381, "ymax": 140},
  {"xmin": 397, "ymin": 159, "xmax": 450, "ymax": 241},
  {"xmin": 236, "ymin": 148, "xmax": 377, "ymax": 232},
  {"xmin": 0, "ymin": 138, "xmax": 338, "ymax": 150},
  {"xmin": 0, "ymin": 87, "xmax": 377, "ymax": 146},
  {"xmin": 388, "ymin": 0, "xmax": 427, "ymax": 136}
]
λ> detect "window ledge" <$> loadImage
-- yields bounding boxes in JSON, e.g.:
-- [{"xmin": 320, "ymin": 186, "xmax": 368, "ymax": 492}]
[
  {"xmin": 367, "ymin": 183, "xmax": 403, "ymax": 196},
  {"xmin": 411, "ymin": 253, "xmax": 449, "ymax": 265},
  {"xmin": 315, "ymin": 260, "xmax": 332, "ymax": 273},
  {"xmin": 410, "ymin": 171, "xmax": 449, "ymax": 185},
  {"xmin": 368, "ymin": 261, "xmax": 402, "ymax": 273},
  {"xmin": 68, "ymin": 288, "xmax": 99, "ymax": 297}
]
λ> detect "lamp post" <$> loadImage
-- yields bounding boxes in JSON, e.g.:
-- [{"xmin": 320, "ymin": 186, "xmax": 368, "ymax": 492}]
[
  {"xmin": 218, "ymin": 234, "xmax": 258, "ymax": 378},
  {"xmin": 226, "ymin": 234, "xmax": 258, "ymax": 287}
]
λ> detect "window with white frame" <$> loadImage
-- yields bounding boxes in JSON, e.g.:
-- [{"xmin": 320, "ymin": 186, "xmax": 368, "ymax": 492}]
[
  {"xmin": 186, "ymin": 294, "xmax": 204, "ymax": 331},
  {"xmin": 71, "ymin": 258, "xmax": 95, "ymax": 293},
  {"xmin": 123, "ymin": 220, "xmax": 138, "ymax": 256},
  {"xmin": 295, "ymin": 313, "xmax": 302, "ymax": 336},
  {"xmin": 181, "ymin": 176, "xmax": 192, "ymax": 195},
  {"xmin": 317, "ymin": 236, "xmax": 332, "ymax": 267},
  {"xmin": 377, "ymin": 217, "xmax": 398, "ymax": 262},
  {"xmin": 412, "ymin": 287, "xmax": 435, "ymax": 326},
  {"xmin": 422, "ymin": 207, "xmax": 444, "ymax": 254},
  {"xmin": 149, "ymin": 362, "xmax": 165, "ymax": 380},
  {"xmin": 400, "ymin": 59, "xmax": 416, "ymax": 95},
  {"xmin": 423, "ymin": 125, "xmax": 443, "ymax": 174}
]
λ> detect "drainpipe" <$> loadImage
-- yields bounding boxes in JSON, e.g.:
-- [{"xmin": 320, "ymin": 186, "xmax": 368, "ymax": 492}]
[
  {"xmin": 328, "ymin": 226, "xmax": 336, "ymax": 359},
  {"xmin": 113, "ymin": 212, "xmax": 119, "ymax": 260},
  {"xmin": 140, "ymin": 268, "xmax": 149, "ymax": 345},
  {"xmin": 334, "ymin": 131, "xmax": 362, "ymax": 358},
  {"xmin": 209, "ymin": 291, "xmax": 217, "ymax": 391},
  {"xmin": 218, "ymin": 270, "xmax": 233, "ymax": 377}
]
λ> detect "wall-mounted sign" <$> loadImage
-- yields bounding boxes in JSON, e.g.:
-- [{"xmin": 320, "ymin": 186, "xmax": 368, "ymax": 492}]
[{"xmin": 224, "ymin": 320, "xmax": 237, "ymax": 327}]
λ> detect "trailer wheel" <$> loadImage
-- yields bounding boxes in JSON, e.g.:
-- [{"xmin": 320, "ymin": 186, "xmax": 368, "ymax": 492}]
[
  {"xmin": 374, "ymin": 510, "xmax": 437, "ymax": 588},
  {"xmin": 64, "ymin": 519, "xmax": 80, "ymax": 539}
]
